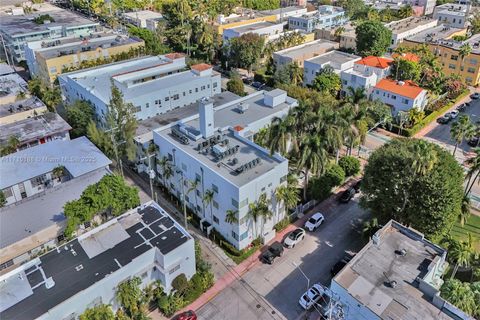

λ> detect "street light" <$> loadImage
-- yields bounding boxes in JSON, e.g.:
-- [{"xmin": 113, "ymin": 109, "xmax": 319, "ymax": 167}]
[{"xmin": 292, "ymin": 261, "xmax": 310, "ymax": 291}]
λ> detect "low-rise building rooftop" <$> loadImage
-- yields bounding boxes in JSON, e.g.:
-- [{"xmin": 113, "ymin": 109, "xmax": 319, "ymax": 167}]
[
  {"xmin": 273, "ymin": 39, "xmax": 339, "ymax": 61},
  {"xmin": 305, "ymin": 50, "xmax": 360, "ymax": 68},
  {"xmin": 375, "ymin": 79, "xmax": 425, "ymax": 99},
  {"xmin": 0, "ymin": 63, "xmax": 15, "ymax": 76},
  {"xmin": 226, "ymin": 21, "xmax": 280, "ymax": 34},
  {"xmin": 0, "ymin": 97, "xmax": 48, "ymax": 125},
  {"xmin": 385, "ymin": 16, "xmax": 438, "ymax": 34}
]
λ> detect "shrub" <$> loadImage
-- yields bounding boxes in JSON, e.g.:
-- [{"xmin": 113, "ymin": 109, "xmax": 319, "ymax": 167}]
[
  {"xmin": 338, "ymin": 156, "xmax": 361, "ymax": 176},
  {"xmin": 308, "ymin": 164, "xmax": 345, "ymax": 201},
  {"xmin": 251, "ymin": 237, "xmax": 262, "ymax": 247},
  {"xmin": 172, "ymin": 274, "xmax": 190, "ymax": 295},
  {"xmin": 274, "ymin": 216, "xmax": 291, "ymax": 232},
  {"xmin": 226, "ymin": 75, "xmax": 245, "ymax": 96},
  {"xmin": 325, "ymin": 164, "xmax": 346, "ymax": 186}
]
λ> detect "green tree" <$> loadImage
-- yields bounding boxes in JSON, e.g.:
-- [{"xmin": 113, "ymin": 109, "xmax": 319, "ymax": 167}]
[
  {"xmin": 228, "ymin": 33, "xmax": 265, "ymax": 74},
  {"xmin": 226, "ymin": 74, "xmax": 245, "ymax": 96},
  {"xmin": 0, "ymin": 135, "xmax": 20, "ymax": 156},
  {"xmin": 66, "ymin": 100, "xmax": 95, "ymax": 138},
  {"xmin": 275, "ymin": 183, "xmax": 300, "ymax": 214},
  {"xmin": 465, "ymin": 147, "xmax": 480, "ymax": 195},
  {"xmin": 203, "ymin": 189, "xmax": 215, "ymax": 221},
  {"xmin": 116, "ymin": 277, "xmax": 142, "ymax": 317},
  {"xmin": 336, "ymin": 0, "xmax": 367, "ymax": 18},
  {"xmin": 171, "ymin": 274, "xmax": 190, "ymax": 296},
  {"xmin": 356, "ymin": 21, "xmax": 392, "ymax": 57},
  {"xmin": 362, "ymin": 218, "xmax": 380, "ymax": 240},
  {"xmin": 392, "ymin": 59, "xmax": 421, "ymax": 82},
  {"xmin": 469, "ymin": 11, "xmax": 480, "ymax": 35},
  {"xmin": 247, "ymin": 193, "xmax": 272, "ymax": 238},
  {"xmin": 398, "ymin": 5, "xmax": 413, "ymax": 19},
  {"xmin": 450, "ymin": 115, "xmax": 475, "ymax": 156},
  {"xmin": 298, "ymin": 135, "xmax": 329, "ymax": 199},
  {"xmin": 128, "ymin": 25, "xmax": 170, "ymax": 55},
  {"xmin": 0, "ymin": 191, "xmax": 6, "ymax": 207},
  {"xmin": 243, "ymin": 0, "xmax": 280, "ymax": 10},
  {"xmin": 361, "ymin": 139, "xmax": 464, "ymax": 240},
  {"xmin": 187, "ymin": 179, "xmax": 200, "ymax": 214},
  {"xmin": 311, "ymin": 67, "xmax": 341, "ymax": 96},
  {"xmin": 338, "ymin": 156, "xmax": 361, "ymax": 176},
  {"xmin": 441, "ymin": 279, "xmax": 479, "ymax": 317},
  {"xmin": 79, "ymin": 304, "xmax": 115, "ymax": 320},
  {"xmin": 225, "ymin": 209, "xmax": 239, "ymax": 224}
]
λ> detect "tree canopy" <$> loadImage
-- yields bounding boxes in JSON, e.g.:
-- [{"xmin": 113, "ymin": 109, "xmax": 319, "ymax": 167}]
[
  {"xmin": 66, "ymin": 100, "xmax": 95, "ymax": 138},
  {"xmin": 226, "ymin": 73, "xmax": 245, "ymax": 96},
  {"xmin": 361, "ymin": 139, "xmax": 464, "ymax": 240},
  {"xmin": 79, "ymin": 304, "xmax": 115, "ymax": 320},
  {"xmin": 355, "ymin": 21, "xmax": 392, "ymax": 57},
  {"xmin": 310, "ymin": 67, "xmax": 341, "ymax": 96},
  {"xmin": 227, "ymin": 33, "xmax": 265, "ymax": 73}
]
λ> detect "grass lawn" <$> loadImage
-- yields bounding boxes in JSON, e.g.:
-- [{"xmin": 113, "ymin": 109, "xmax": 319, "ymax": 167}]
[{"xmin": 450, "ymin": 214, "xmax": 480, "ymax": 252}]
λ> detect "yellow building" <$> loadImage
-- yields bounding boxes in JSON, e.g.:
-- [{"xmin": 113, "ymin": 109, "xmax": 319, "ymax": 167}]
[
  {"xmin": 26, "ymin": 33, "xmax": 145, "ymax": 85},
  {"xmin": 214, "ymin": 14, "xmax": 278, "ymax": 35},
  {"xmin": 402, "ymin": 25, "xmax": 480, "ymax": 86}
]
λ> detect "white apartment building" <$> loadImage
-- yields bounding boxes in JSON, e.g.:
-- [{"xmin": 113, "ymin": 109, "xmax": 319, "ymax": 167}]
[
  {"xmin": 330, "ymin": 220, "xmax": 470, "ymax": 320},
  {"xmin": 223, "ymin": 21, "xmax": 284, "ymax": 43},
  {"xmin": 273, "ymin": 39, "xmax": 339, "ymax": 68},
  {"xmin": 385, "ymin": 16, "xmax": 438, "ymax": 48},
  {"xmin": 371, "ymin": 79, "xmax": 428, "ymax": 115},
  {"xmin": 0, "ymin": 7, "xmax": 99, "ymax": 63},
  {"xmin": 152, "ymin": 90, "xmax": 298, "ymax": 250},
  {"xmin": 59, "ymin": 54, "xmax": 221, "ymax": 122},
  {"xmin": 0, "ymin": 201, "xmax": 196, "ymax": 320},
  {"xmin": 258, "ymin": 6, "xmax": 308, "ymax": 21},
  {"xmin": 123, "ymin": 10, "xmax": 164, "ymax": 31},
  {"xmin": 288, "ymin": 6, "xmax": 347, "ymax": 33},
  {"xmin": 303, "ymin": 50, "xmax": 361, "ymax": 86},
  {"xmin": 341, "ymin": 56, "xmax": 393, "ymax": 96},
  {"xmin": 0, "ymin": 137, "xmax": 111, "ymax": 270},
  {"xmin": 433, "ymin": 3, "xmax": 471, "ymax": 29}
]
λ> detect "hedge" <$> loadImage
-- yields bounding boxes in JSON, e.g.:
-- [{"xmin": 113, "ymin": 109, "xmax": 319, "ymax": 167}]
[
  {"xmin": 391, "ymin": 90, "xmax": 470, "ymax": 137},
  {"xmin": 338, "ymin": 156, "xmax": 361, "ymax": 176}
]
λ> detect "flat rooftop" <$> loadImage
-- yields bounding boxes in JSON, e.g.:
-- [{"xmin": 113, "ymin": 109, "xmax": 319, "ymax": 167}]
[
  {"xmin": 0, "ymin": 201, "xmax": 191, "ymax": 319},
  {"xmin": 0, "ymin": 63, "xmax": 15, "ymax": 76},
  {"xmin": 0, "ymin": 8, "xmax": 99, "ymax": 37},
  {"xmin": 0, "ymin": 72, "xmax": 28, "ymax": 98},
  {"xmin": 0, "ymin": 96, "xmax": 47, "ymax": 118},
  {"xmin": 0, "ymin": 112, "xmax": 71, "ymax": 146},
  {"xmin": 227, "ymin": 21, "xmax": 280, "ymax": 34},
  {"xmin": 155, "ymin": 90, "xmax": 296, "ymax": 187},
  {"xmin": 258, "ymin": 6, "xmax": 306, "ymax": 16},
  {"xmin": 61, "ymin": 54, "xmax": 203, "ymax": 105},
  {"xmin": 274, "ymin": 39, "xmax": 339, "ymax": 60},
  {"xmin": 385, "ymin": 16, "xmax": 437, "ymax": 34},
  {"xmin": 36, "ymin": 33, "xmax": 142, "ymax": 59},
  {"xmin": 135, "ymin": 91, "xmax": 240, "ymax": 144},
  {"xmin": 305, "ymin": 50, "xmax": 360, "ymax": 67},
  {"xmin": 124, "ymin": 10, "xmax": 163, "ymax": 20},
  {"xmin": 435, "ymin": 3, "xmax": 469, "ymax": 14},
  {"xmin": 334, "ymin": 221, "xmax": 450, "ymax": 319},
  {"xmin": 0, "ymin": 136, "xmax": 111, "ymax": 189},
  {"xmin": 293, "ymin": 6, "xmax": 344, "ymax": 19}
]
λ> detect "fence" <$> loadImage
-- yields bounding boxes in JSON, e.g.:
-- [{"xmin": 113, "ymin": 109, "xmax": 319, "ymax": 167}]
[{"xmin": 290, "ymin": 199, "xmax": 318, "ymax": 218}]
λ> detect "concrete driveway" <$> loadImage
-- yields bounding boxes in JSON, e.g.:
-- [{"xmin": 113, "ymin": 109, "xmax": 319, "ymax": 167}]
[{"xmin": 196, "ymin": 197, "xmax": 370, "ymax": 320}]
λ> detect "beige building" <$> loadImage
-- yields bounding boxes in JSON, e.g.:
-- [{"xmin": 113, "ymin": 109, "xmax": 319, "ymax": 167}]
[
  {"xmin": 315, "ymin": 22, "xmax": 356, "ymax": 51},
  {"xmin": 273, "ymin": 39, "xmax": 339, "ymax": 68},
  {"xmin": 26, "ymin": 33, "xmax": 144, "ymax": 85}
]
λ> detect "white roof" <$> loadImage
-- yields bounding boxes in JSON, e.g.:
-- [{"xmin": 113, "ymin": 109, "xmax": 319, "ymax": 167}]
[{"xmin": 0, "ymin": 136, "xmax": 111, "ymax": 189}]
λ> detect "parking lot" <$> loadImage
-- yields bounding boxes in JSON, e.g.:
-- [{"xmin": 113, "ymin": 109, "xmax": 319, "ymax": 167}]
[{"xmin": 196, "ymin": 197, "xmax": 370, "ymax": 320}]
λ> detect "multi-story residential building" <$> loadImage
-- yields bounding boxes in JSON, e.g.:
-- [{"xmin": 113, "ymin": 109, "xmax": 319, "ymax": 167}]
[
  {"xmin": 371, "ymin": 79, "xmax": 428, "ymax": 115},
  {"xmin": 330, "ymin": 220, "xmax": 470, "ymax": 320},
  {"xmin": 288, "ymin": 6, "xmax": 347, "ymax": 33},
  {"xmin": 59, "ymin": 54, "xmax": 221, "ymax": 122},
  {"xmin": 315, "ymin": 22, "xmax": 357, "ymax": 51},
  {"xmin": 433, "ymin": 3, "xmax": 471, "ymax": 29},
  {"xmin": 273, "ymin": 39, "xmax": 339, "ymax": 68},
  {"xmin": 0, "ymin": 137, "xmax": 111, "ymax": 270},
  {"xmin": 0, "ymin": 112, "xmax": 71, "ymax": 151},
  {"xmin": 341, "ymin": 56, "xmax": 393, "ymax": 96},
  {"xmin": 0, "ymin": 7, "xmax": 99, "ymax": 63},
  {"xmin": 223, "ymin": 21, "xmax": 285, "ymax": 43},
  {"xmin": 410, "ymin": 0, "xmax": 437, "ymax": 15},
  {"xmin": 151, "ymin": 89, "xmax": 298, "ymax": 250},
  {"xmin": 0, "ymin": 69, "xmax": 29, "ymax": 106},
  {"xmin": 214, "ymin": 12, "xmax": 278, "ymax": 35},
  {"xmin": 402, "ymin": 25, "xmax": 480, "ymax": 85},
  {"xmin": 303, "ymin": 50, "xmax": 361, "ymax": 86},
  {"xmin": 258, "ymin": 6, "xmax": 308, "ymax": 21},
  {"xmin": 0, "ymin": 200, "xmax": 195, "ymax": 320},
  {"xmin": 385, "ymin": 16, "xmax": 438, "ymax": 48},
  {"xmin": 123, "ymin": 10, "xmax": 164, "ymax": 31},
  {"xmin": 25, "ymin": 33, "xmax": 145, "ymax": 85}
]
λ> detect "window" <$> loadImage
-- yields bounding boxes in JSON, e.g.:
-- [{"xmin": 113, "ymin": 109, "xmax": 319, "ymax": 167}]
[
  {"xmin": 213, "ymin": 215, "xmax": 219, "ymax": 223},
  {"xmin": 213, "ymin": 200, "xmax": 219, "ymax": 209},
  {"xmin": 280, "ymin": 175, "xmax": 287, "ymax": 183},
  {"xmin": 212, "ymin": 184, "xmax": 218, "ymax": 193},
  {"xmin": 239, "ymin": 198, "xmax": 248, "ymax": 208},
  {"xmin": 232, "ymin": 231, "xmax": 239, "ymax": 241},
  {"xmin": 402, "ymin": 98, "xmax": 408, "ymax": 104},
  {"xmin": 213, "ymin": 82, "xmax": 218, "ymax": 88},
  {"xmin": 3, "ymin": 187, "xmax": 12, "ymax": 198},
  {"xmin": 146, "ymin": 103, "xmax": 149, "ymax": 108},
  {"xmin": 467, "ymin": 67, "xmax": 475, "ymax": 73},
  {"xmin": 49, "ymin": 66, "xmax": 57, "ymax": 74},
  {"xmin": 173, "ymin": 94, "xmax": 179, "ymax": 100},
  {"xmin": 196, "ymin": 190, "xmax": 201, "ymax": 197},
  {"xmin": 261, "ymin": 187, "xmax": 265, "ymax": 192},
  {"xmin": 165, "ymin": 97, "xmax": 170, "ymax": 101},
  {"xmin": 449, "ymin": 64, "xmax": 456, "ymax": 70},
  {"xmin": 135, "ymin": 106, "xmax": 141, "ymax": 112},
  {"xmin": 169, "ymin": 264, "xmax": 180, "ymax": 274},
  {"xmin": 231, "ymin": 198, "xmax": 239, "ymax": 208},
  {"xmin": 182, "ymin": 163, "xmax": 187, "ymax": 171},
  {"xmin": 391, "ymin": 95, "xmax": 396, "ymax": 100},
  {"xmin": 195, "ymin": 88, "xmax": 198, "ymax": 92},
  {"xmin": 451, "ymin": 55, "xmax": 458, "ymax": 61},
  {"xmin": 201, "ymin": 85, "xmax": 206, "ymax": 90},
  {"xmin": 470, "ymin": 58, "xmax": 477, "ymax": 65},
  {"xmin": 196, "ymin": 173, "xmax": 201, "ymax": 182},
  {"xmin": 31, "ymin": 174, "xmax": 46, "ymax": 187},
  {"xmin": 240, "ymin": 231, "xmax": 248, "ymax": 241},
  {"xmin": 183, "ymin": 92, "xmax": 186, "ymax": 96}
]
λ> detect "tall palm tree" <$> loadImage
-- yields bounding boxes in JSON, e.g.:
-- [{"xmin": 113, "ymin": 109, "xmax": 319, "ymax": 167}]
[
  {"xmin": 225, "ymin": 209, "xmax": 238, "ymax": 224},
  {"xmin": 157, "ymin": 156, "xmax": 173, "ymax": 190},
  {"xmin": 275, "ymin": 184, "xmax": 300, "ymax": 222},
  {"xmin": 288, "ymin": 62, "xmax": 303, "ymax": 86},
  {"xmin": 345, "ymin": 87, "xmax": 366, "ymax": 104},
  {"xmin": 248, "ymin": 193, "xmax": 270, "ymax": 238},
  {"xmin": 298, "ymin": 135, "xmax": 329, "ymax": 200},
  {"xmin": 269, "ymin": 114, "xmax": 297, "ymax": 156},
  {"xmin": 410, "ymin": 140, "xmax": 438, "ymax": 176},
  {"xmin": 451, "ymin": 115, "xmax": 475, "ymax": 156},
  {"xmin": 1, "ymin": 135, "xmax": 20, "ymax": 156},
  {"xmin": 203, "ymin": 189, "xmax": 215, "ymax": 222},
  {"xmin": 460, "ymin": 195, "xmax": 471, "ymax": 227},
  {"xmin": 459, "ymin": 43, "xmax": 472, "ymax": 68},
  {"xmin": 187, "ymin": 179, "xmax": 200, "ymax": 214},
  {"xmin": 447, "ymin": 234, "xmax": 475, "ymax": 279},
  {"xmin": 465, "ymin": 147, "xmax": 480, "ymax": 195},
  {"xmin": 362, "ymin": 218, "xmax": 380, "ymax": 240}
]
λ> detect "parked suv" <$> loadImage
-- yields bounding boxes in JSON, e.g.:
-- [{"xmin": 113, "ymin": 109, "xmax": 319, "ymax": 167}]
[
  {"xmin": 304, "ymin": 212, "xmax": 325, "ymax": 232},
  {"xmin": 339, "ymin": 187, "xmax": 355, "ymax": 203},
  {"xmin": 260, "ymin": 241, "xmax": 284, "ymax": 264}
]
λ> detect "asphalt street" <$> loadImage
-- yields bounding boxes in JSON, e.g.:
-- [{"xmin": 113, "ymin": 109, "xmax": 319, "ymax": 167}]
[{"xmin": 196, "ymin": 197, "xmax": 370, "ymax": 320}]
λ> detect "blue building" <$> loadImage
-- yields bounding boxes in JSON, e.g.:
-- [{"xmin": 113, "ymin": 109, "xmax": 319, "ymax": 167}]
[{"xmin": 288, "ymin": 5, "xmax": 347, "ymax": 33}]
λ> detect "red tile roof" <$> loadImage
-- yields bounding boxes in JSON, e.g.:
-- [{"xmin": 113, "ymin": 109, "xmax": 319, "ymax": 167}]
[
  {"xmin": 190, "ymin": 63, "xmax": 212, "ymax": 72},
  {"xmin": 374, "ymin": 79, "xmax": 425, "ymax": 99},
  {"xmin": 355, "ymin": 56, "xmax": 393, "ymax": 69},
  {"xmin": 233, "ymin": 125, "xmax": 244, "ymax": 131},
  {"xmin": 392, "ymin": 52, "xmax": 420, "ymax": 63},
  {"xmin": 165, "ymin": 52, "xmax": 185, "ymax": 60}
]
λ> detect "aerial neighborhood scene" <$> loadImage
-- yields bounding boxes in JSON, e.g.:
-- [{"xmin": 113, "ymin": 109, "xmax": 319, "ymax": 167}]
[{"xmin": 1, "ymin": 0, "xmax": 480, "ymax": 319}]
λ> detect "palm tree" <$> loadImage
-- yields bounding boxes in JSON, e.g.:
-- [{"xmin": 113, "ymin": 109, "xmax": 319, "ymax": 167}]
[
  {"xmin": 275, "ymin": 184, "xmax": 300, "ymax": 222},
  {"xmin": 334, "ymin": 26, "xmax": 345, "ymax": 40},
  {"xmin": 0, "ymin": 135, "xmax": 20, "ymax": 156},
  {"xmin": 362, "ymin": 218, "xmax": 380, "ymax": 240},
  {"xmin": 52, "ymin": 165, "xmax": 66, "ymax": 180},
  {"xmin": 157, "ymin": 156, "xmax": 173, "ymax": 190},
  {"xmin": 203, "ymin": 189, "xmax": 215, "ymax": 222},
  {"xmin": 225, "ymin": 209, "xmax": 238, "ymax": 224},
  {"xmin": 345, "ymin": 87, "xmax": 366, "ymax": 104},
  {"xmin": 459, "ymin": 43, "xmax": 472, "ymax": 68},
  {"xmin": 465, "ymin": 147, "xmax": 480, "ymax": 195},
  {"xmin": 460, "ymin": 195, "xmax": 471, "ymax": 227},
  {"xmin": 451, "ymin": 115, "xmax": 475, "ymax": 156},
  {"xmin": 410, "ymin": 140, "xmax": 437, "ymax": 176},
  {"xmin": 269, "ymin": 114, "xmax": 297, "ymax": 155},
  {"xmin": 187, "ymin": 179, "xmax": 200, "ymax": 214},
  {"xmin": 448, "ymin": 234, "xmax": 475, "ymax": 279},
  {"xmin": 441, "ymin": 279, "xmax": 478, "ymax": 317},
  {"xmin": 288, "ymin": 62, "xmax": 303, "ymax": 86},
  {"xmin": 298, "ymin": 135, "xmax": 329, "ymax": 200},
  {"xmin": 248, "ymin": 193, "xmax": 270, "ymax": 238}
]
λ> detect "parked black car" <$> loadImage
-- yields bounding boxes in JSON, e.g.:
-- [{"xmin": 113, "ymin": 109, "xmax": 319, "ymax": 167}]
[
  {"xmin": 353, "ymin": 179, "xmax": 362, "ymax": 193},
  {"xmin": 330, "ymin": 254, "xmax": 355, "ymax": 277},
  {"xmin": 468, "ymin": 136, "xmax": 479, "ymax": 147},
  {"xmin": 339, "ymin": 187, "xmax": 355, "ymax": 203},
  {"xmin": 437, "ymin": 115, "xmax": 450, "ymax": 124},
  {"xmin": 251, "ymin": 81, "xmax": 265, "ymax": 90},
  {"xmin": 260, "ymin": 241, "xmax": 284, "ymax": 264}
]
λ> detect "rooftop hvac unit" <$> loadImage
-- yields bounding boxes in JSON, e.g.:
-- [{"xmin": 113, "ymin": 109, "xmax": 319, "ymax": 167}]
[
  {"xmin": 232, "ymin": 158, "xmax": 238, "ymax": 165},
  {"xmin": 237, "ymin": 102, "xmax": 249, "ymax": 114}
]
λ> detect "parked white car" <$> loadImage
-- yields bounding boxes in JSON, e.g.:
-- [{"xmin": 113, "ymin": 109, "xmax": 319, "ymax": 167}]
[
  {"xmin": 299, "ymin": 283, "xmax": 327, "ymax": 310},
  {"xmin": 447, "ymin": 110, "xmax": 459, "ymax": 119},
  {"xmin": 283, "ymin": 228, "xmax": 305, "ymax": 248},
  {"xmin": 304, "ymin": 212, "xmax": 325, "ymax": 231}
]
